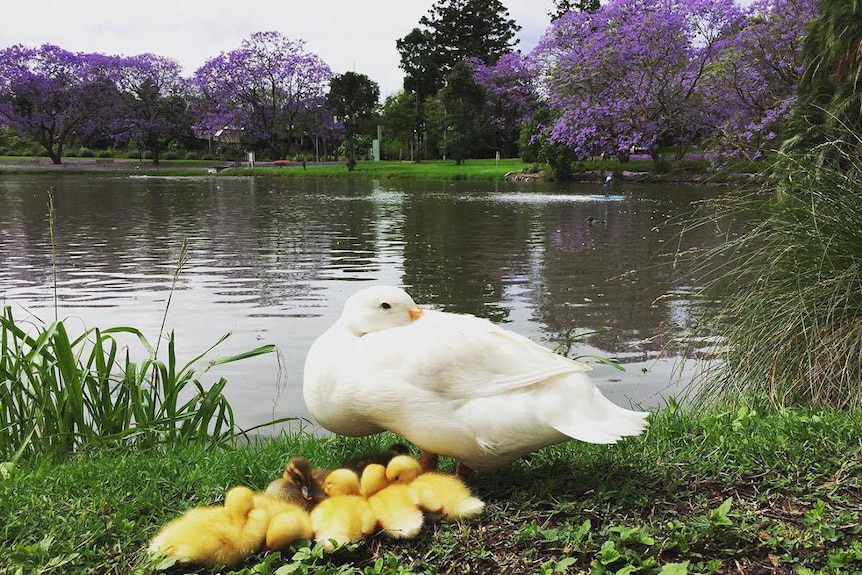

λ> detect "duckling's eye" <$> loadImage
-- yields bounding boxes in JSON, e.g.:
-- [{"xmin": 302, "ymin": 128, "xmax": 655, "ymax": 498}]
[{"xmin": 380, "ymin": 302, "xmax": 392, "ymax": 310}]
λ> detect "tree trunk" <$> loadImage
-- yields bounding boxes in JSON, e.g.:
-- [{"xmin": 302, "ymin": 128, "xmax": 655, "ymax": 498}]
[{"xmin": 675, "ymin": 140, "xmax": 689, "ymax": 161}]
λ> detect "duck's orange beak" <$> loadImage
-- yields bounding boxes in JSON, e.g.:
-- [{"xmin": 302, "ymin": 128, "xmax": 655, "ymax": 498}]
[{"xmin": 408, "ymin": 306, "xmax": 424, "ymax": 321}]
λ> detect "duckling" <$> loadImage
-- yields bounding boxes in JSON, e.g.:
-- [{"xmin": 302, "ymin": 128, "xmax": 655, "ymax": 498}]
[
  {"xmin": 265, "ymin": 457, "xmax": 329, "ymax": 510},
  {"xmin": 359, "ymin": 463, "xmax": 423, "ymax": 539},
  {"xmin": 341, "ymin": 443, "xmax": 412, "ymax": 475},
  {"xmin": 386, "ymin": 455, "xmax": 485, "ymax": 520},
  {"xmin": 252, "ymin": 493, "xmax": 313, "ymax": 550},
  {"xmin": 148, "ymin": 486, "xmax": 269, "ymax": 568},
  {"xmin": 309, "ymin": 468, "xmax": 377, "ymax": 552}
]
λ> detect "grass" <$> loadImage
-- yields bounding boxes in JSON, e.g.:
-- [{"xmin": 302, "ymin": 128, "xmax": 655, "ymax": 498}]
[
  {"xmin": 0, "ymin": 155, "xmax": 764, "ymax": 182},
  {"xmin": 677, "ymin": 137, "xmax": 862, "ymax": 409},
  {"xmin": 1, "ymin": 403, "xmax": 860, "ymax": 575},
  {"xmin": 219, "ymin": 158, "xmax": 528, "ymax": 180}
]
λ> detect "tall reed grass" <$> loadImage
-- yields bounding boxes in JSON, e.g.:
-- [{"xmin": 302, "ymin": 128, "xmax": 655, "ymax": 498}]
[
  {"xmin": 0, "ymin": 306, "xmax": 276, "ymax": 462},
  {"xmin": 680, "ymin": 138, "xmax": 862, "ymax": 409}
]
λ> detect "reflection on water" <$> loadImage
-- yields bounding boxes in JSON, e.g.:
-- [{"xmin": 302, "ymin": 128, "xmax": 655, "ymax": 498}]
[{"xmin": 0, "ymin": 174, "xmax": 722, "ymax": 431}]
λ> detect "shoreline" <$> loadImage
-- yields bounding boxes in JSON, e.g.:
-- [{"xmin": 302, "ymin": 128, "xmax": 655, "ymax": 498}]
[{"xmin": 1, "ymin": 157, "xmax": 761, "ymax": 184}]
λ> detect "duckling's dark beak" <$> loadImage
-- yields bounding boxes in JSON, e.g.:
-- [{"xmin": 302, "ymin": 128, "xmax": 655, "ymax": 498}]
[
  {"xmin": 301, "ymin": 485, "xmax": 311, "ymax": 500},
  {"xmin": 409, "ymin": 306, "xmax": 424, "ymax": 321}
]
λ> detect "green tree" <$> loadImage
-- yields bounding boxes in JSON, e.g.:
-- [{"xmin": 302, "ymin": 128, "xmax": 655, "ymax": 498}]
[
  {"xmin": 327, "ymin": 72, "xmax": 380, "ymax": 171},
  {"xmin": 549, "ymin": 0, "xmax": 601, "ymax": 20},
  {"xmin": 380, "ymin": 91, "xmax": 415, "ymax": 160},
  {"xmin": 395, "ymin": 0, "xmax": 520, "ymax": 163},
  {"xmin": 437, "ymin": 61, "xmax": 486, "ymax": 164},
  {"xmin": 396, "ymin": 28, "xmax": 439, "ymax": 162},
  {"xmin": 787, "ymin": 0, "xmax": 862, "ymax": 159},
  {"xmin": 420, "ymin": 0, "xmax": 521, "ymax": 74}
]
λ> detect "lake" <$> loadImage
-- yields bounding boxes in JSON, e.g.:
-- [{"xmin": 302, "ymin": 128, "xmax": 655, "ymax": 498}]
[{"xmin": 0, "ymin": 174, "xmax": 721, "ymax": 432}]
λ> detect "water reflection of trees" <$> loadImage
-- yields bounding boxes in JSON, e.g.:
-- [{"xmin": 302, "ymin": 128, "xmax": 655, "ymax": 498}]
[
  {"xmin": 400, "ymin": 193, "xmax": 536, "ymax": 322},
  {"xmin": 535, "ymin": 197, "xmax": 718, "ymax": 359},
  {"xmin": 1, "ymin": 176, "xmax": 722, "ymax": 362}
]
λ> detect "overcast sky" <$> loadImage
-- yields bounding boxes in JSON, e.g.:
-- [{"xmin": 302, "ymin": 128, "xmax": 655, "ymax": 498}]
[{"xmin": 1, "ymin": 0, "xmax": 556, "ymax": 99}]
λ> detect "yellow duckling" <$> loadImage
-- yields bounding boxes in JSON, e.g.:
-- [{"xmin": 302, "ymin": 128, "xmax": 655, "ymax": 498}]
[
  {"xmin": 252, "ymin": 493, "xmax": 313, "ymax": 551},
  {"xmin": 148, "ymin": 486, "xmax": 269, "ymax": 568},
  {"xmin": 386, "ymin": 455, "xmax": 485, "ymax": 520},
  {"xmin": 265, "ymin": 457, "xmax": 330, "ymax": 510},
  {"xmin": 359, "ymin": 463, "xmax": 423, "ymax": 539},
  {"xmin": 341, "ymin": 443, "xmax": 412, "ymax": 475},
  {"xmin": 309, "ymin": 468, "xmax": 377, "ymax": 552}
]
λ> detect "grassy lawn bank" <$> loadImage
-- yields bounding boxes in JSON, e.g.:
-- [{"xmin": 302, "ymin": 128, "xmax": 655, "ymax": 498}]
[
  {"xmin": 0, "ymin": 156, "xmax": 764, "ymax": 183},
  {"xmin": 2, "ymin": 405, "xmax": 860, "ymax": 575}
]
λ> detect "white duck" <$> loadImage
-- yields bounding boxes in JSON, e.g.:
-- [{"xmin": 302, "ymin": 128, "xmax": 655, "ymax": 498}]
[{"xmin": 303, "ymin": 285, "xmax": 649, "ymax": 475}]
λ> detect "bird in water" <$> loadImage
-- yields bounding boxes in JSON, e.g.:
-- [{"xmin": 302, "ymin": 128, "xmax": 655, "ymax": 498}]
[{"xmin": 303, "ymin": 285, "xmax": 650, "ymax": 477}]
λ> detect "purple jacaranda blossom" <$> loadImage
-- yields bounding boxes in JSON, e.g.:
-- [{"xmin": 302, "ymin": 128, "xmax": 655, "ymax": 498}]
[
  {"xmin": 192, "ymin": 31, "xmax": 332, "ymax": 160},
  {"xmin": 532, "ymin": 0, "xmax": 745, "ymax": 161},
  {"xmin": 0, "ymin": 44, "xmax": 115, "ymax": 164},
  {"xmin": 471, "ymin": 52, "xmax": 539, "ymax": 157}
]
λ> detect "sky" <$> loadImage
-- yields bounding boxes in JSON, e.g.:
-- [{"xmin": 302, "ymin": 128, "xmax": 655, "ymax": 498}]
[{"xmin": 0, "ymin": 0, "xmax": 556, "ymax": 99}]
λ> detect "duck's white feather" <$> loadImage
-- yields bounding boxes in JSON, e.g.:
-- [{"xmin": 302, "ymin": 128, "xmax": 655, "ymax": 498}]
[{"xmin": 303, "ymin": 286, "xmax": 649, "ymax": 471}]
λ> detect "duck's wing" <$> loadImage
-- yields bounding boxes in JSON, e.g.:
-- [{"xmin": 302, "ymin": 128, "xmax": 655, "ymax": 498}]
[{"xmin": 358, "ymin": 309, "xmax": 591, "ymax": 399}]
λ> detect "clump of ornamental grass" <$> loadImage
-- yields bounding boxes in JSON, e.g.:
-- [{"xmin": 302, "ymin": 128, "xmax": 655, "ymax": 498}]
[{"xmin": 679, "ymin": 136, "xmax": 862, "ymax": 409}]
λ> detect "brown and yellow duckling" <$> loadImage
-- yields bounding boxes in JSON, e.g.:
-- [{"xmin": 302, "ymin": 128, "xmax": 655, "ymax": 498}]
[{"xmin": 264, "ymin": 457, "xmax": 330, "ymax": 510}]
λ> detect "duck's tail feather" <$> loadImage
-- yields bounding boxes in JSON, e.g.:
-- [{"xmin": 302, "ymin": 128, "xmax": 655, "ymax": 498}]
[{"xmin": 548, "ymin": 375, "xmax": 650, "ymax": 444}]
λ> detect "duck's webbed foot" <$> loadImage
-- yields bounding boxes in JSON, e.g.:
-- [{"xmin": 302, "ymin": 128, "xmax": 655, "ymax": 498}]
[{"xmin": 419, "ymin": 451, "xmax": 439, "ymax": 472}]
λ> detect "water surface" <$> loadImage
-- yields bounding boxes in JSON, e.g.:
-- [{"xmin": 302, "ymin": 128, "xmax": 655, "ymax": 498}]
[{"xmin": 0, "ymin": 174, "xmax": 720, "ymax": 431}]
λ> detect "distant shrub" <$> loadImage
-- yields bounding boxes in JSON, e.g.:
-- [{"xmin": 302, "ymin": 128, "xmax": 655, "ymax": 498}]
[
  {"xmin": 97, "ymin": 149, "xmax": 114, "ymax": 158},
  {"xmin": 78, "ymin": 148, "xmax": 96, "ymax": 158},
  {"xmin": 184, "ymin": 151, "xmax": 199, "ymax": 160},
  {"xmin": 163, "ymin": 151, "xmax": 180, "ymax": 160}
]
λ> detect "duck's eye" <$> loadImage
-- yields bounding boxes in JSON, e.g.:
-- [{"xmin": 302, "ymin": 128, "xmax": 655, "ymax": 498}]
[{"xmin": 380, "ymin": 302, "xmax": 392, "ymax": 310}]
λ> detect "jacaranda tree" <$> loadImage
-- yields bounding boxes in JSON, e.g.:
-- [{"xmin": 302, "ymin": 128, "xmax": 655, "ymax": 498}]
[
  {"xmin": 0, "ymin": 44, "xmax": 115, "ymax": 164},
  {"xmin": 100, "ymin": 53, "xmax": 194, "ymax": 165},
  {"xmin": 193, "ymin": 31, "xmax": 332, "ymax": 160},
  {"xmin": 703, "ymin": 0, "xmax": 818, "ymax": 158},
  {"xmin": 533, "ymin": 0, "xmax": 744, "ymax": 162},
  {"xmin": 471, "ymin": 52, "xmax": 538, "ymax": 158}
]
